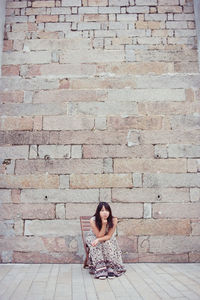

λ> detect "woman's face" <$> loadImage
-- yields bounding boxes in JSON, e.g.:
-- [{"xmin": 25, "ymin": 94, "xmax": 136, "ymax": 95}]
[{"xmin": 100, "ymin": 206, "xmax": 110, "ymax": 219}]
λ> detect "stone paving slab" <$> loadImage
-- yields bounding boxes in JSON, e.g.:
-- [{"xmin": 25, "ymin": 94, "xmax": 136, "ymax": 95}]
[{"xmin": 0, "ymin": 263, "xmax": 199, "ymax": 300}]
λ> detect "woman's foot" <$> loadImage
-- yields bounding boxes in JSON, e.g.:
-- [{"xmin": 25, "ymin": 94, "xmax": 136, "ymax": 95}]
[
  {"xmin": 108, "ymin": 272, "xmax": 115, "ymax": 279},
  {"xmin": 98, "ymin": 276, "xmax": 107, "ymax": 280}
]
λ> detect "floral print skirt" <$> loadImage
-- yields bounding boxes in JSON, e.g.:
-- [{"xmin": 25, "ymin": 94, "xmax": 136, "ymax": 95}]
[{"xmin": 85, "ymin": 230, "xmax": 126, "ymax": 279}]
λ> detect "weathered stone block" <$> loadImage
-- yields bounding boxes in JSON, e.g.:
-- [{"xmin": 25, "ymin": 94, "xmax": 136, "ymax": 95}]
[
  {"xmin": 154, "ymin": 145, "xmax": 168, "ymax": 159},
  {"xmin": 170, "ymin": 115, "xmax": 200, "ymax": 130},
  {"xmin": 98, "ymin": 7, "xmax": 120, "ymax": 13},
  {"xmin": 0, "ymin": 190, "xmax": 11, "ymax": 203},
  {"xmin": 0, "ymin": 91, "xmax": 24, "ymax": 103},
  {"xmin": 68, "ymin": 101, "xmax": 138, "ymax": 116},
  {"xmin": 158, "ymin": 0, "xmax": 179, "ymax": 4},
  {"xmin": 143, "ymin": 173, "xmax": 200, "ymax": 188},
  {"xmin": 21, "ymin": 189, "xmax": 99, "ymax": 203},
  {"xmin": 153, "ymin": 203, "xmax": 200, "ymax": 219},
  {"xmin": 191, "ymin": 221, "xmax": 200, "ymax": 235},
  {"xmin": 100, "ymin": 188, "xmax": 111, "ymax": 203},
  {"xmin": 36, "ymin": 15, "xmax": 58, "ymax": 23},
  {"xmin": 127, "ymin": 6, "xmax": 149, "ymax": 13},
  {"xmin": 33, "ymin": 89, "xmax": 106, "ymax": 103},
  {"xmin": 2, "ymin": 51, "xmax": 51, "ymax": 65},
  {"xmin": 150, "ymin": 236, "xmax": 200, "ymax": 254},
  {"xmin": 88, "ymin": 0, "xmax": 108, "ymax": 5},
  {"xmin": 15, "ymin": 159, "xmax": 103, "ymax": 174},
  {"xmin": 45, "ymin": 23, "xmax": 71, "ymax": 33},
  {"xmin": 117, "ymin": 236, "xmax": 138, "ymax": 254},
  {"xmin": 168, "ymin": 145, "xmax": 200, "ymax": 158},
  {"xmin": 112, "ymin": 187, "xmax": 191, "ymax": 203},
  {"xmin": 0, "ymin": 175, "xmax": 59, "ymax": 189},
  {"xmin": 111, "ymin": 203, "xmax": 143, "ymax": 218},
  {"xmin": 95, "ymin": 117, "xmax": 107, "ymax": 130},
  {"xmin": 109, "ymin": 0, "xmax": 128, "ymax": 5},
  {"xmin": 7, "ymin": 1, "xmax": 27, "ymax": 8},
  {"xmin": 43, "ymin": 116, "xmax": 94, "ymax": 130},
  {"xmin": 118, "ymin": 219, "xmax": 191, "ymax": 236},
  {"xmin": 54, "ymin": 130, "xmax": 128, "ymax": 145},
  {"xmin": 0, "ymin": 146, "xmax": 28, "ymax": 159},
  {"xmin": 56, "ymin": 204, "xmax": 65, "ymax": 219},
  {"xmin": 158, "ymin": 6, "xmax": 182, "ymax": 13},
  {"xmin": 132, "ymin": 173, "xmax": 142, "ymax": 187},
  {"xmin": 190, "ymin": 188, "xmax": 200, "ymax": 202},
  {"xmin": 107, "ymin": 88, "xmax": 185, "ymax": 102},
  {"xmin": 65, "ymin": 203, "xmax": 97, "ymax": 219},
  {"xmin": 32, "ymin": 1, "xmax": 55, "ymax": 7},
  {"xmin": 0, "ymin": 220, "xmax": 15, "ymax": 237},
  {"xmin": 0, "ymin": 77, "xmax": 59, "ymax": 91},
  {"xmin": 136, "ymin": 50, "xmax": 197, "ymax": 62},
  {"xmin": 0, "ymin": 204, "xmax": 55, "ymax": 220},
  {"xmin": 136, "ymin": 0, "xmax": 157, "ymax": 4},
  {"xmin": 107, "ymin": 115, "xmax": 162, "ymax": 130},
  {"xmin": 70, "ymin": 174, "xmax": 133, "ymax": 188},
  {"xmin": 166, "ymin": 21, "xmax": 187, "ymax": 29},
  {"xmin": 71, "ymin": 145, "xmax": 82, "ymax": 159},
  {"xmin": 144, "ymin": 203, "xmax": 151, "ymax": 218},
  {"xmin": 60, "ymin": 50, "xmax": 124, "ymax": 63},
  {"xmin": 11, "ymin": 190, "xmax": 21, "ymax": 204},
  {"xmin": 62, "ymin": 0, "xmax": 81, "ymax": 6},
  {"xmin": 114, "ymin": 158, "xmax": 186, "ymax": 173},
  {"xmin": 38, "ymin": 145, "xmax": 70, "ymax": 159},
  {"xmin": 0, "ymin": 103, "xmax": 67, "ymax": 116},
  {"xmin": 0, "ymin": 116, "xmax": 33, "ymax": 131},
  {"xmin": 138, "ymin": 253, "xmax": 188, "ymax": 262},
  {"xmin": 83, "ymin": 145, "xmax": 154, "ymax": 158},
  {"xmin": 24, "ymin": 220, "xmax": 80, "ymax": 236},
  {"xmin": 103, "ymin": 158, "xmax": 113, "ymax": 173},
  {"xmin": 2, "ymin": 65, "xmax": 19, "ymax": 76}
]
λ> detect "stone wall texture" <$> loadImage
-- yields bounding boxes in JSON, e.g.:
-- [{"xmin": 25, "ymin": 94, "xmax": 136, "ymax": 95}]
[{"xmin": 0, "ymin": 0, "xmax": 200, "ymax": 263}]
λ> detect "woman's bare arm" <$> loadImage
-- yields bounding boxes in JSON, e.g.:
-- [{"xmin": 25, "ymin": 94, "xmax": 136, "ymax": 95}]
[
  {"xmin": 90, "ymin": 218, "xmax": 107, "ymax": 238},
  {"xmin": 97, "ymin": 217, "xmax": 117, "ymax": 242}
]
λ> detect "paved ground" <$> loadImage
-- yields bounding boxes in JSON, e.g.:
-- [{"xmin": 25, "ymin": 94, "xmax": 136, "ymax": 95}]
[{"xmin": 0, "ymin": 263, "xmax": 200, "ymax": 300}]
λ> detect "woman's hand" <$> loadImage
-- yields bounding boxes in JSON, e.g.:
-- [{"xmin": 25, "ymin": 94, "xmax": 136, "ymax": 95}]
[
  {"xmin": 91, "ymin": 238, "xmax": 99, "ymax": 247},
  {"xmin": 102, "ymin": 218, "xmax": 107, "ymax": 225}
]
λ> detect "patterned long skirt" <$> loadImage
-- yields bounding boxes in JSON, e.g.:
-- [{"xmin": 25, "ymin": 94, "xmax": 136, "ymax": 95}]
[{"xmin": 85, "ymin": 230, "xmax": 126, "ymax": 278}]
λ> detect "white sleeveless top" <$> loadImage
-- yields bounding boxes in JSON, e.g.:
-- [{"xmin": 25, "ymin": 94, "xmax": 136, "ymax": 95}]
[{"xmin": 90, "ymin": 216, "xmax": 117, "ymax": 237}]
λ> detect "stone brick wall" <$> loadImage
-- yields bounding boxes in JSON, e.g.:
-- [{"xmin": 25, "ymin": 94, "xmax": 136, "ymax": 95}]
[{"xmin": 0, "ymin": 0, "xmax": 200, "ymax": 263}]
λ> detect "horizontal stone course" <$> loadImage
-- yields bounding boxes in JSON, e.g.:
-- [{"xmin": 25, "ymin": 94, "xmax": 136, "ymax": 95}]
[
  {"xmin": 0, "ymin": 77, "xmax": 59, "ymax": 91},
  {"xmin": 0, "ymin": 204, "xmax": 55, "ymax": 220},
  {"xmin": 33, "ymin": 89, "xmax": 106, "ymax": 103},
  {"xmin": 83, "ymin": 145, "xmax": 154, "ymax": 158},
  {"xmin": 0, "ymin": 175, "xmax": 59, "ymax": 189},
  {"xmin": 43, "ymin": 116, "xmax": 94, "ymax": 130},
  {"xmin": 24, "ymin": 219, "xmax": 81, "ymax": 236},
  {"xmin": 2, "ymin": 52, "xmax": 52, "ymax": 65},
  {"xmin": 15, "ymin": 159, "xmax": 103, "ymax": 175},
  {"xmin": 21, "ymin": 189, "xmax": 99, "ymax": 203},
  {"xmin": 112, "ymin": 187, "xmax": 190, "ymax": 203},
  {"xmin": 70, "ymin": 173, "xmax": 133, "ymax": 188},
  {"xmin": 114, "ymin": 158, "xmax": 187, "ymax": 173},
  {"xmin": 0, "ymin": 146, "xmax": 29, "ymax": 159},
  {"xmin": 0, "ymin": 130, "xmax": 130, "ymax": 145},
  {"xmin": 153, "ymin": 203, "xmax": 200, "ymax": 218},
  {"xmin": 118, "ymin": 219, "xmax": 191, "ymax": 235},
  {"xmin": 150, "ymin": 236, "xmax": 200, "ymax": 253},
  {"xmin": 0, "ymin": 104, "xmax": 67, "ymax": 116},
  {"xmin": 107, "ymin": 88, "xmax": 186, "ymax": 102},
  {"xmin": 143, "ymin": 173, "xmax": 200, "ymax": 187}
]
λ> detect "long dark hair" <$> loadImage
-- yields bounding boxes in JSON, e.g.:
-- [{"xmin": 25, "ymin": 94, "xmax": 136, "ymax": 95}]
[{"xmin": 93, "ymin": 202, "xmax": 114, "ymax": 231}]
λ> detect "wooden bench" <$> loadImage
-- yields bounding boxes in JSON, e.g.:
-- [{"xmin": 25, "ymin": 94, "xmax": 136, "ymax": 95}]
[{"xmin": 80, "ymin": 216, "xmax": 91, "ymax": 268}]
